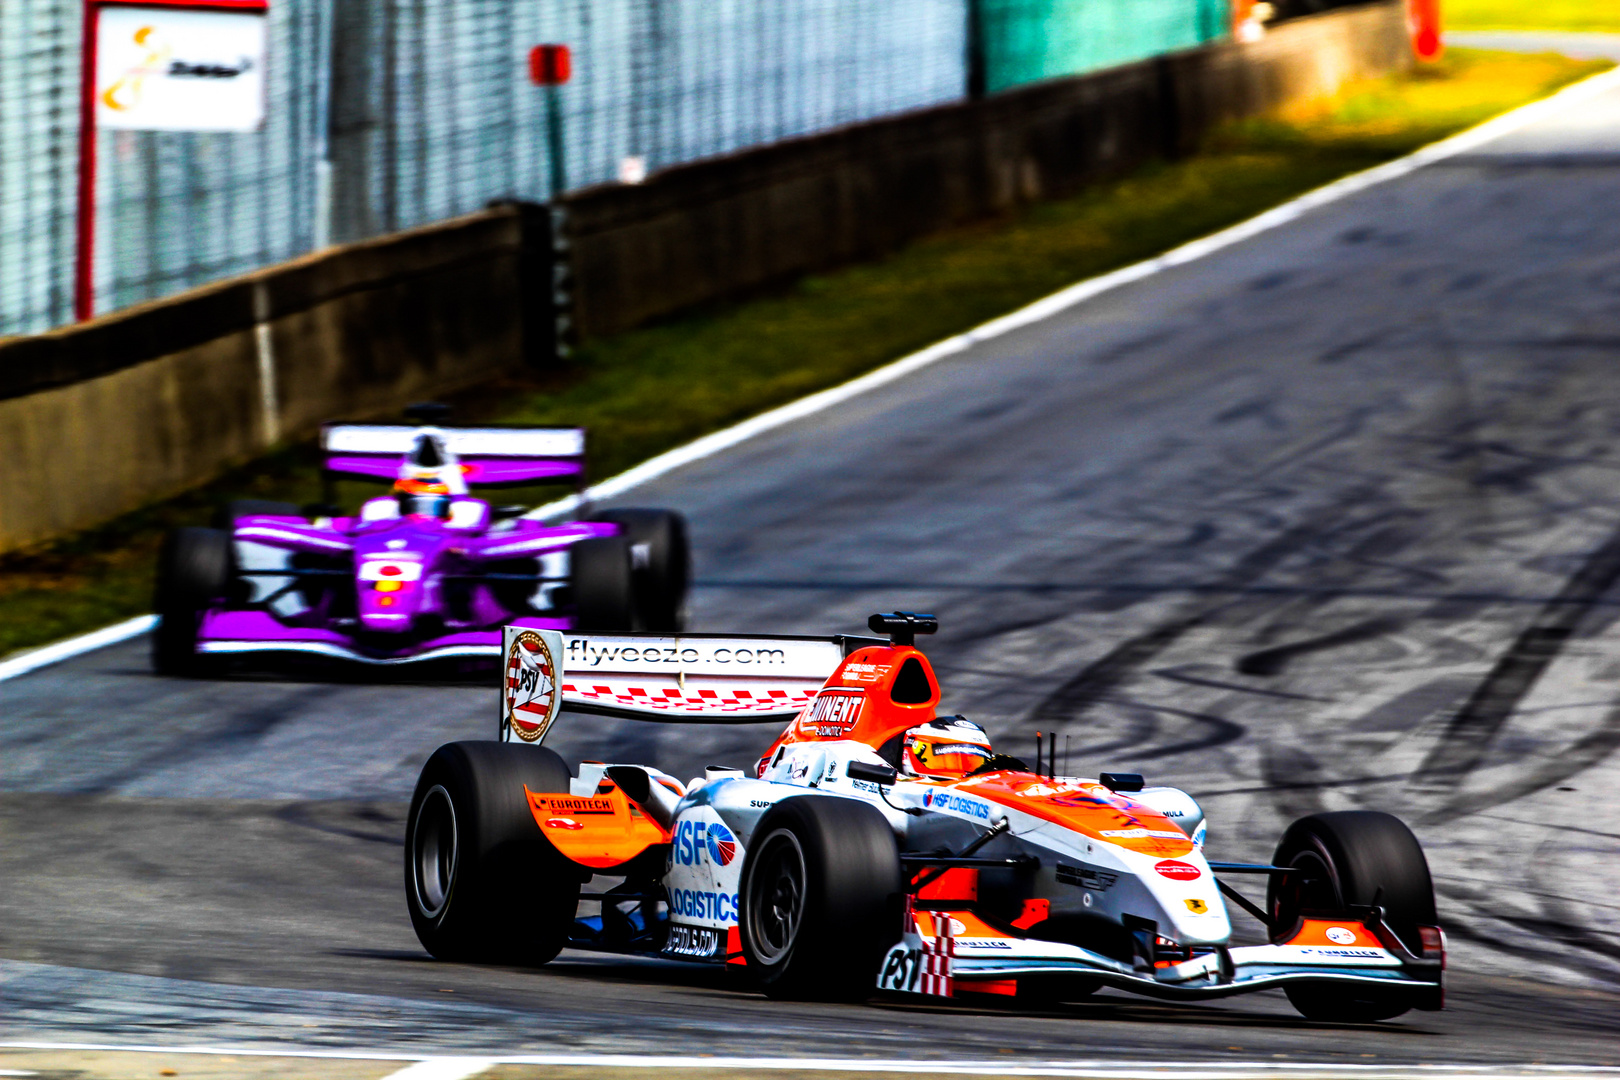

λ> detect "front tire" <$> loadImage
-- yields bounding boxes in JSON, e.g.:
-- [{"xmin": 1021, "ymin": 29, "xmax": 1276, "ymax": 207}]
[
  {"xmin": 152, "ymin": 526, "xmax": 231, "ymax": 676},
  {"xmin": 738, "ymin": 796, "xmax": 902, "ymax": 1001},
  {"xmin": 1269, "ymin": 811, "xmax": 1437, "ymax": 1023},
  {"xmin": 405, "ymin": 741, "xmax": 580, "ymax": 964}
]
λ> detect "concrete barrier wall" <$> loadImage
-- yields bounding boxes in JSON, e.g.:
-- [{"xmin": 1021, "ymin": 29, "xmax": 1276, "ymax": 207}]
[
  {"xmin": 564, "ymin": 1, "xmax": 1409, "ymax": 337},
  {"xmin": 0, "ymin": 1, "xmax": 1407, "ymax": 554},
  {"xmin": 0, "ymin": 208, "xmax": 536, "ymax": 553}
]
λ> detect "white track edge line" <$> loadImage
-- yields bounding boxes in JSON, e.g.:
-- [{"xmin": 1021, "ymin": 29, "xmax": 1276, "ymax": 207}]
[
  {"xmin": 525, "ymin": 61, "xmax": 1620, "ymax": 525},
  {"xmin": 3, "ymin": 1045, "xmax": 1619, "ymax": 1075},
  {"xmin": 0, "ymin": 614, "xmax": 156, "ymax": 684},
  {"xmin": 7, "ymin": 64, "xmax": 1617, "ymax": 688},
  {"xmin": 377, "ymin": 1058, "xmax": 498, "ymax": 1080}
]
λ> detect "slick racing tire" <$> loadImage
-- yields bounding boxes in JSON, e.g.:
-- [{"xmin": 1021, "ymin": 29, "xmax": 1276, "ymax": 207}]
[
  {"xmin": 1269, "ymin": 811, "xmax": 1437, "ymax": 1023},
  {"xmin": 212, "ymin": 499, "xmax": 303, "ymax": 529},
  {"xmin": 570, "ymin": 535, "xmax": 636, "ymax": 632},
  {"xmin": 588, "ymin": 509, "xmax": 690, "ymax": 631},
  {"xmin": 739, "ymin": 796, "xmax": 902, "ymax": 1001},
  {"xmin": 152, "ymin": 526, "xmax": 232, "ymax": 677},
  {"xmin": 405, "ymin": 741, "xmax": 580, "ymax": 965}
]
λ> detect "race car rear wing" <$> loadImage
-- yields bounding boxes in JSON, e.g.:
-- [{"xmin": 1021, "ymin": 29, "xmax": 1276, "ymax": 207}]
[
  {"xmin": 500, "ymin": 626, "xmax": 880, "ymax": 744},
  {"xmin": 320, "ymin": 423, "xmax": 588, "ymax": 489}
]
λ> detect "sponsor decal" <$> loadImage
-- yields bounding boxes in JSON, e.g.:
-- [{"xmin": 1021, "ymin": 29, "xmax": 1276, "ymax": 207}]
[
  {"xmin": 544, "ymin": 817, "xmax": 583, "ymax": 830},
  {"xmin": 1325, "ymin": 926, "xmax": 1358, "ymax": 945},
  {"xmin": 664, "ymin": 924, "xmax": 725, "ymax": 959},
  {"xmin": 921, "ymin": 790, "xmax": 991, "ymax": 820},
  {"xmin": 1049, "ymin": 792, "xmax": 1113, "ymax": 809},
  {"xmin": 800, "ymin": 691, "xmax": 865, "ymax": 737},
  {"xmin": 878, "ymin": 945, "xmax": 924, "ymax": 993},
  {"xmin": 705, "ymin": 823, "xmax": 737, "ymax": 866},
  {"xmin": 841, "ymin": 662, "xmax": 892, "ymax": 685},
  {"xmin": 1017, "ymin": 781, "xmax": 1079, "ymax": 798},
  {"xmin": 1185, "ymin": 898, "xmax": 1209, "ymax": 914},
  {"xmin": 667, "ymin": 887, "xmax": 740, "ymax": 923},
  {"xmin": 1154, "ymin": 860, "xmax": 1203, "ymax": 881},
  {"xmin": 1056, "ymin": 863, "xmax": 1118, "ymax": 892},
  {"xmin": 671, "ymin": 819, "xmax": 738, "ymax": 867},
  {"xmin": 955, "ymin": 939, "xmax": 1013, "ymax": 950},
  {"xmin": 505, "ymin": 630, "xmax": 560, "ymax": 743},
  {"xmin": 531, "ymin": 795, "xmax": 614, "ymax": 815},
  {"xmin": 1101, "ymin": 828, "xmax": 1189, "ymax": 840},
  {"xmin": 1299, "ymin": 947, "xmax": 1385, "ymax": 959},
  {"xmin": 564, "ymin": 639, "xmax": 788, "ymax": 667}
]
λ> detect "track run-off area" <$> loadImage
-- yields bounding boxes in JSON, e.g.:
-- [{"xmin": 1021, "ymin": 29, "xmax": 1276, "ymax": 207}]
[{"xmin": 4, "ymin": 33, "xmax": 1620, "ymax": 1076}]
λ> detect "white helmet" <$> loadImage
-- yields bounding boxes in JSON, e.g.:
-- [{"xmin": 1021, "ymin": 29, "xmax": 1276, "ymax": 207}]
[{"xmin": 901, "ymin": 716, "xmax": 994, "ymax": 779}]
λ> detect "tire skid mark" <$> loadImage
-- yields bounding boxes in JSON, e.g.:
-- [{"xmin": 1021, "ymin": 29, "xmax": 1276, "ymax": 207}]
[
  {"xmin": 74, "ymin": 685, "xmax": 337, "ymax": 796},
  {"xmin": 1024, "ymin": 515, "xmax": 1340, "ymax": 732},
  {"xmin": 1420, "ymin": 702, "xmax": 1620, "ymax": 824},
  {"xmin": 1417, "ymin": 523, "xmax": 1620, "ymax": 786},
  {"xmin": 1235, "ymin": 617, "xmax": 1404, "ymax": 676}
]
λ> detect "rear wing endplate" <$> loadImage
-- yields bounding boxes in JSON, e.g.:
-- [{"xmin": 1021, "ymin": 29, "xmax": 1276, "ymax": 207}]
[
  {"xmin": 320, "ymin": 424, "xmax": 587, "ymax": 487},
  {"xmin": 500, "ymin": 626, "xmax": 874, "ymax": 744}
]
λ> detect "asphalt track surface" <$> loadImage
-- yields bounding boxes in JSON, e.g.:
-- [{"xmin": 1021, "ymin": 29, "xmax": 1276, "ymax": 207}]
[{"xmin": 5, "ymin": 35, "xmax": 1620, "ymax": 1069}]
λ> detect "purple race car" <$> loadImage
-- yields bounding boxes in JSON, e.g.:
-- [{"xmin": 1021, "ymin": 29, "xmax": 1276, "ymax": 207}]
[{"xmin": 151, "ymin": 407, "xmax": 689, "ymax": 674}]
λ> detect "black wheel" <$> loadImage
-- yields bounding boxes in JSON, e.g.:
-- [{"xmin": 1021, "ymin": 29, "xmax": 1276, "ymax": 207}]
[
  {"xmin": 1269, "ymin": 811, "xmax": 1437, "ymax": 1023},
  {"xmin": 738, "ymin": 796, "xmax": 902, "ymax": 1001},
  {"xmin": 405, "ymin": 741, "xmax": 579, "ymax": 964},
  {"xmin": 152, "ymin": 527, "xmax": 231, "ymax": 676},
  {"xmin": 570, "ymin": 535, "xmax": 635, "ymax": 631},
  {"xmin": 589, "ymin": 509, "xmax": 690, "ymax": 631},
  {"xmin": 212, "ymin": 499, "xmax": 302, "ymax": 529}
]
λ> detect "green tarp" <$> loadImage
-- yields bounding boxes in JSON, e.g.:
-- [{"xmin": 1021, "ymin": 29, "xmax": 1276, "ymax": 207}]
[{"xmin": 980, "ymin": 0, "xmax": 1231, "ymax": 93}]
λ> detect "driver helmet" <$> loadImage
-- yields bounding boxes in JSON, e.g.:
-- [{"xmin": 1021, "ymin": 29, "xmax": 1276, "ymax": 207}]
[
  {"xmin": 394, "ymin": 476, "xmax": 452, "ymax": 519},
  {"xmin": 902, "ymin": 716, "xmax": 994, "ymax": 779}
]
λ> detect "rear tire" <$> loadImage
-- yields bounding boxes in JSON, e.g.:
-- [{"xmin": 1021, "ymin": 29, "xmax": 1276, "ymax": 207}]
[
  {"xmin": 152, "ymin": 527, "xmax": 231, "ymax": 676},
  {"xmin": 589, "ymin": 509, "xmax": 690, "ymax": 631},
  {"xmin": 1269, "ymin": 811, "xmax": 1437, "ymax": 1023},
  {"xmin": 570, "ymin": 535, "xmax": 635, "ymax": 631},
  {"xmin": 405, "ymin": 741, "xmax": 579, "ymax": 964},
  {"xmin": 738, "ymin": 796, "xmax": 902, "ymax": 1001}
]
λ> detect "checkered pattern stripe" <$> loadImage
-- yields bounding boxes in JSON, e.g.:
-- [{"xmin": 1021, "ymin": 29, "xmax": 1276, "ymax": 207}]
[
  {"xmin": 560, "ymin": 680, "xmax": 816, "ymax": 717},
  {"xmin": 919, "ymin": 911, "xmax": 955, "ymax": 998}
]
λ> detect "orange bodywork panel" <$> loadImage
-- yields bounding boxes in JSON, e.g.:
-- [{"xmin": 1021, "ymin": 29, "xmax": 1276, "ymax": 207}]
[
  {"xmin": 757, "ymin": 644, "xmax": 941, "ymax": 768},
  {"xmin": 1282, "ymin": 918, "xmax": 1379, "ymax": 949},
  {"xmin": 526, "ymin": 782, "xmax": 671, "ymax": 869},
  {"xmin": 957, "ymin": 773, "xmax": 1195, "ymax": 859}
]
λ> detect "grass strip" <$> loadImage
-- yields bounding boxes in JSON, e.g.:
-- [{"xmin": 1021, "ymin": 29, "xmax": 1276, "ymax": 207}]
[
  {"xmin": 0, "ymin": 47, "xmax": 1608, "ymax": 659},
  {"xmin": 1447, "ymin": 0, "xmax": 1620, "ymax": 34}
]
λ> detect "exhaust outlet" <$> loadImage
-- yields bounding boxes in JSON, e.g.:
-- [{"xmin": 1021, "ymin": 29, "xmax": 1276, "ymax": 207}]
[{"xmin": 604, "ymin": 765, "xmax": 682, "ymax": 830}]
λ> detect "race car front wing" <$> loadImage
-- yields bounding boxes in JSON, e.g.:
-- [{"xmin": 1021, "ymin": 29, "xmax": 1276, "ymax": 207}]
[{"xmin": 877, "ymin": 904, "xmax": 1444, "ymax": 1007}]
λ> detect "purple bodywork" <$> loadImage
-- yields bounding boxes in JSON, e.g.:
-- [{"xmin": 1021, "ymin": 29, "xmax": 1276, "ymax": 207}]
[{"xmin": 197, "ymin": 423, "xmax": 622, "ymax": 665}]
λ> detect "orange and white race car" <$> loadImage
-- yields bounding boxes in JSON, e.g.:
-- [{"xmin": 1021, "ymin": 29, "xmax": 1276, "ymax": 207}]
[{"xmin": 404, "ymin": 613, "xmax": 1444, "ymax": 1021}]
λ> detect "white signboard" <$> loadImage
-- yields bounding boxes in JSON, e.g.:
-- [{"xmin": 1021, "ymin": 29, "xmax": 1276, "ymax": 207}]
[{"xmin": 95, "ymin": 7, "xmax": 267, "ymax": 132}]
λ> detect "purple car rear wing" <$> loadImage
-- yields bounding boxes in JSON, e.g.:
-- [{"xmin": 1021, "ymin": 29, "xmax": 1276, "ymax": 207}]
[{"xmin": 320, "ymin": 424, "xmax": 588, "ymax": 488}]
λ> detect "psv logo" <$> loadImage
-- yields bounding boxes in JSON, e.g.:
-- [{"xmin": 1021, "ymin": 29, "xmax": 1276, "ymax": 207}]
[{"xmin": 505, "ymin": 630, "xmax": 559, "ymax": 742}]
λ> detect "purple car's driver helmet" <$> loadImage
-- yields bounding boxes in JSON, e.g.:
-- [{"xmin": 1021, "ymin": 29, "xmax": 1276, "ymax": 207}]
[
  {"xmin": 394, "ymin": 433, "xmax": 456, "ymax": 518},
  {"xmin": 394, "ymin": 477, "xmax": 452, "ymax": 518}
]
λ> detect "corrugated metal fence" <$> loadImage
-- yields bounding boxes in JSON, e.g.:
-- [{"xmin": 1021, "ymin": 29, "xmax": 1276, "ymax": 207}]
[{"xmin": 0, "ymin": 0, "xmax": 1230, "ymax": 339}]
